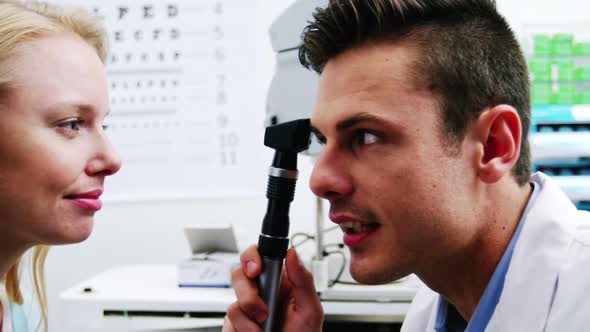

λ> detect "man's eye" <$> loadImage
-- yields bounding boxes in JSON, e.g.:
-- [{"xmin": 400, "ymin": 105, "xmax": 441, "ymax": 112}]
[
  {"xmin": 355, "ymin": 131, "xmax": 379, "ymax": 146},
  {"xmin": 57, "ymin": 119, "xmax": 83, "ymax": 132},
  {"xmin": 313, "ymin": 132, "xmax": 326, "ymax": 146}
]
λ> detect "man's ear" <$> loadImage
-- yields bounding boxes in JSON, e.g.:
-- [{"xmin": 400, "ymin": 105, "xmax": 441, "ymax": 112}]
[{"xmin": 472, "ymin": 105, "xmax": 522, "ymax": 184}]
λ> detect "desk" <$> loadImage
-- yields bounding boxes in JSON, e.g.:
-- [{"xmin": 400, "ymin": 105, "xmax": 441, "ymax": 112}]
[{"xmin": 59, "ymin": 265, "xmax": 421, "ymax": 331}]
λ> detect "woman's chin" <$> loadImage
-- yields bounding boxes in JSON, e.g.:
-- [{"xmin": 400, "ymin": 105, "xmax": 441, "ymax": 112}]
[{"xmin": 52, "ymin": 219, "xmax": 94, "ymax": 245}]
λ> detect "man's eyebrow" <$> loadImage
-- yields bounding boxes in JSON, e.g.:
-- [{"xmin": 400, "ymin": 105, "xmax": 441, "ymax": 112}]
[
  {"xmin": 335, "ymin": 112, "xmax": 386, "ymax": 132},
  {"xmin": 311, "ymin": 112, "xmax": 393, "ymax": 139}
]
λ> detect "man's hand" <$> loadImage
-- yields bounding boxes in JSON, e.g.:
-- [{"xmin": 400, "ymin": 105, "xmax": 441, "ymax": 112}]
[{"xmin": 223, "ymin": 245, "xmax": 324, "ymax": 332}]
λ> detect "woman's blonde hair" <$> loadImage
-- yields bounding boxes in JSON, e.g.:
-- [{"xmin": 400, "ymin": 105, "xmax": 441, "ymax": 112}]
[{"xmin": 0, "ymin": 1, "xmax": 108, "ymax": 331}]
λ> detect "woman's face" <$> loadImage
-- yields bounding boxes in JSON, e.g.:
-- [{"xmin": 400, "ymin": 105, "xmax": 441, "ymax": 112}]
[{"xmin": 0, "ymin": 33, "xmax": 121, "ymax": 248}]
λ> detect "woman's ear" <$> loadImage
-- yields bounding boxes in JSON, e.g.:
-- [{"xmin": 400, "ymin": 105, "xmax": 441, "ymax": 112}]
[{"xmin": 472, "ymin": 105, "xmax": 522, "ymax": 184}]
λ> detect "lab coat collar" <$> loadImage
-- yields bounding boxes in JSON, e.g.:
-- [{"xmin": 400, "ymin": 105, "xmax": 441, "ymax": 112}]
[{"xmin": 485, "ymin": 172, "xmax": 578, "ymax": 330}]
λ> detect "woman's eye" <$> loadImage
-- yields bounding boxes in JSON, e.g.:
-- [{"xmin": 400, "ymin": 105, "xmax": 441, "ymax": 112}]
[
  {"xmin": 57, "ymin": 119, "xmax": 83, "ymax": 133},
  {"xmin": 355, "ymin": 131, "xmax": 379, "ymax": 146}
]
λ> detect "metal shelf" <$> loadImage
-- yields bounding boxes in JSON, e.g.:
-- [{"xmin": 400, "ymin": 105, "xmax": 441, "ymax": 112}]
[{"xmin": 531, "ymin": 132, "xmax": 590, "ymax": 161}]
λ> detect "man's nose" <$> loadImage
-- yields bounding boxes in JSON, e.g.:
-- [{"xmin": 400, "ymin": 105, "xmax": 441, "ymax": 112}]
[{"xmin": 309, "ymin": 149, "xmax": 353, "ymax": 201}]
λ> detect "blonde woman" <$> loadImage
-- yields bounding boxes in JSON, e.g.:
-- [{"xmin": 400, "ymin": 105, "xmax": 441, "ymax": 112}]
[{"xmin": 0, "ymin": 1, "xmax": 121, "ymax": 331}]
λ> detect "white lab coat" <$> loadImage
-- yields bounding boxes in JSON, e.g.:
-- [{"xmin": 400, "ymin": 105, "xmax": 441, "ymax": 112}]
[{"xmin": 401, "ymin": 172, "xmax": 590, "ymax": 332}]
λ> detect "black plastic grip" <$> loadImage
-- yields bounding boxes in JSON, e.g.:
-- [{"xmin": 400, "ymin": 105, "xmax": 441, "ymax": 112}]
[
  {"xmin": 258, "ymin": 235, "xmax": 289, "ymax": 259},
  {"xmin": 266, "ymin": 176, "xmax": 296, "ymax": 201}
]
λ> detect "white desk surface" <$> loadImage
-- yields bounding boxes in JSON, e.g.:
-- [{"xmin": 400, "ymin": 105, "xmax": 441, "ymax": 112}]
[{"xmin": 59, "ymin": 264, "xmax": 421, "ymax": 330}]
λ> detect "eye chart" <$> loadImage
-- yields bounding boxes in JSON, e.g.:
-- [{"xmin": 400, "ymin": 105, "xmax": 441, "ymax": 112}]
[{"xmin": 50, "ymin": 1, "xmax": 266, "ymax": 201}]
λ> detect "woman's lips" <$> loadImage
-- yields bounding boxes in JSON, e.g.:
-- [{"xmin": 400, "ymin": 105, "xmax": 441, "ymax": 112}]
[
  {"xmin": 64, "ymin": 189, "xmax": 103, "ymax": 212},
  {"xmin": 67, "ymin": 197, "xmax": 102, "ymax": 211}
]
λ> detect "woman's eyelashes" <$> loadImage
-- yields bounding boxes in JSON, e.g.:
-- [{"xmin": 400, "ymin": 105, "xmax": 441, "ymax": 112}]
[
  {"xmin": 55, "ymin": 117, "xmax": 112, "ymax": 139},
  {"xmin": 56, "ymin": 118, "xmax": 84, "ymax": 135}
]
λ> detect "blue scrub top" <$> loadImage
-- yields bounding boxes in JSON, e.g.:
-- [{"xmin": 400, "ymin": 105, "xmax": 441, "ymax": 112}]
[
  {"xmin": 10, "ymin": 301, "xmax": 32, "ymax": 332},
  {"xmin": 435, "ymin": 179, "xmax": 542, "ymax": 332}
]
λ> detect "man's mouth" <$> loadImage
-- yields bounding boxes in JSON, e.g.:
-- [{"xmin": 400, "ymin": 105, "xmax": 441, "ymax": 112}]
[{"xmin": 339, "ymin": 221, "xmax": 380, "ymax": 234}]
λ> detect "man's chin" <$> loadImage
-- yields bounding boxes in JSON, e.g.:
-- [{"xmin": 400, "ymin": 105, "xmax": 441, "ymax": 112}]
[{"xmin": 349, "ymin": 264, "xmax": 409, "ymax": 285}]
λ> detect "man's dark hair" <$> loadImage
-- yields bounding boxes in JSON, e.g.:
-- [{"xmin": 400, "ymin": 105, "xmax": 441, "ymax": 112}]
[{"xmin": 299, "ymin": 0, "xmax": 531, "ymax": 185}]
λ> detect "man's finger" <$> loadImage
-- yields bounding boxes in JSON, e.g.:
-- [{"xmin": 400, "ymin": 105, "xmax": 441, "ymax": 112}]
[
  {"xmin": 225, "ymin": 302, "xmax": 263, "ymax": 332},
  {"xmin": 284, "ymin": 249, "xmax": 323, "ymax": 315},
  {"xmin": 231, "ymin": 267, "xmax": 269, "ymax": 323},
  {"xmin": 240, "ymin": 244, "xmax": 262, "ymax": 278},
  {"xmin": 221, "ymin": 315, "xmax": 235, "ymax": 332}
]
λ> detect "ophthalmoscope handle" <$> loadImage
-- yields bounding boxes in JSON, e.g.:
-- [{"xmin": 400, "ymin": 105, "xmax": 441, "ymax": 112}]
[
  {"xmin": 257, "ymin": 172, "xmax": 295, "ymax": 331},
  {"xmin": 257, "ymin": 256, "xmax": 284, "ymax": 332}
]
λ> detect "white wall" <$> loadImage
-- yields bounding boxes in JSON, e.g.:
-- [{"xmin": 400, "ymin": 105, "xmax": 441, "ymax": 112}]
[
  {"xmin": 46, "ymin": 0, "xmax": 590, "ymax": 331},
  {"xmin": 497, "ymin": 0, "xmax": 590, "ymax": 28}
]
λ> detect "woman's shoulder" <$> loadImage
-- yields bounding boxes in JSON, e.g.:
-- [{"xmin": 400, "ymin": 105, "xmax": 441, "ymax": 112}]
[
  {"xmin": 1, "ymin": 283, "xmax": 13, "ymax": 332},
  {"xmin": 10, "ymin": 301, "xmax": 32, "ymax": 332},
  {"xmin": 1, "ymin": 283, "xmax": 35, "ymax": 332}
]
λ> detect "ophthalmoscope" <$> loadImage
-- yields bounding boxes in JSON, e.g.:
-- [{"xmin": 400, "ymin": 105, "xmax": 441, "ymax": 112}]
[{"xmin": 257, "ymin": 118, "xmax": 311, "ymax": 331}]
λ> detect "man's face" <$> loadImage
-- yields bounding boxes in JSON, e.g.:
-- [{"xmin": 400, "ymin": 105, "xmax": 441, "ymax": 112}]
[{"xmin": 310, "ymin": 42, "xmax": 478, "ymax": 284}]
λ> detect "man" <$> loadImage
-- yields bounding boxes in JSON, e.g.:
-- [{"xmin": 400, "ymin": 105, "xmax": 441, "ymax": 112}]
[{"xmin": 224, "ymin": 0, "xmax": 590, "ymax": 331}]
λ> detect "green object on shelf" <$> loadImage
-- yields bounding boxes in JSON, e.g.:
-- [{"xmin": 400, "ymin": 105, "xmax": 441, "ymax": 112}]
[
  {"xmin": 575, "ymin": 66, "xmax": 590, "ymax": 82},
  {"xmin": 552, "ymin": 60, "xmax": 575, "ymax": 82},
  {"xmin": 533, "ymin": 35, "xmax": 552, "ymax": 56},
  {"xmin": 529, "ymin": 59, "xmax": 551, "ymax": 82},
  {"xmin": 576, "ymin": 90, "xmax": 590, "ymax": 104},
  {"xmin": 533, "ymin": 95, "xmax": 552, "ymax": 106},
  {"xmin": 551, "ymin": 84, "xmax": 576, "ymax": 105},
  {"xmin": 574, "ymin": 42, "xmax": 590, "ymax": 56},
  {"xmin": 551, "ymin": 34, "xmax": 574, "ymax": 56},
  {"xmin": 533, "ymin": 83, "xmax": 552, "ymax": 95},
  {"xmin": 532, "ymin": 83, "xmax": 552, "ymax": 105}
]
